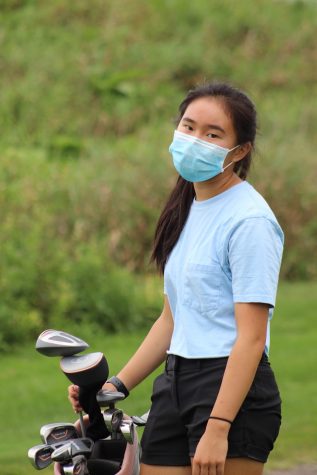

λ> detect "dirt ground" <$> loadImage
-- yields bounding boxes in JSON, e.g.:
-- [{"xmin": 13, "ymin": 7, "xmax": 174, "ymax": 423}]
[{"xmin": 267, "ymin": 465, "xmax": 317, "ymax": 475}]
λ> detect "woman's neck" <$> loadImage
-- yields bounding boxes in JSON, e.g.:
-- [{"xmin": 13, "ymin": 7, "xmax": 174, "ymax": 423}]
[{"xmin": 194, "ymin": 172, "xmax": 242, "ymax": 201}]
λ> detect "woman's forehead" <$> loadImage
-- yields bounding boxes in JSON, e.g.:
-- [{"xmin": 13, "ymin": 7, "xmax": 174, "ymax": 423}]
[{"xmin": 183, "ymin": 97, "xmax": 233, "ymax": 132}]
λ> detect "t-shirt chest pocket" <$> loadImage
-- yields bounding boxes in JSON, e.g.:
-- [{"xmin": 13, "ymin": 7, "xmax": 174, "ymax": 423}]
[{"xmin": 183, "ymin": 263, "xmax": 222, "ymax": 314}]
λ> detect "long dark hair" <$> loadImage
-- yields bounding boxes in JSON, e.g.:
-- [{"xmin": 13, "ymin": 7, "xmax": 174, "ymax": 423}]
[{"xmin": 151, "ymin": 82, "xmax": 257, "ymax": 273}]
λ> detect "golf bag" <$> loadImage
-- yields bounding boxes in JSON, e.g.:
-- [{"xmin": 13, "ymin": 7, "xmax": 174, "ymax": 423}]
[{"xmin": 28, "ymin": 330, "xmax": 147, "ymax": 475}]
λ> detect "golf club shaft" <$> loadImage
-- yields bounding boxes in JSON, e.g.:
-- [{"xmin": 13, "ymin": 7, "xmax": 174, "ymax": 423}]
[{"xmin": 79, "ymin": 411, "xmax": 86, "ymax": 438}]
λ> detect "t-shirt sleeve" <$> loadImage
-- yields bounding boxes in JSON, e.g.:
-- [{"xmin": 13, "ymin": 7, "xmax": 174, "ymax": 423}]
[{"xmin": 228, "ymin": 217, "xmax": 284, "ymax": 307}]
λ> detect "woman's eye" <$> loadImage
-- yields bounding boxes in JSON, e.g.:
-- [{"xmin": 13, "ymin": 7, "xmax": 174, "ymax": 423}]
[
  {"xmin": 207, "ymin": 133, "xmax": 219, "ymax": 139},
  {"xmin": 183, "ymin": 124, "xmax": 193, "ymax": 131}
]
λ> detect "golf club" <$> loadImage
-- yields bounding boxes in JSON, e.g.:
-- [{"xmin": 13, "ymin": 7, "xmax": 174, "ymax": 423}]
[
  {"xmin": 36, "ymin": 330, "xmax": 90, "ymax": 437},
  {"xmin": 119, "ymin": 419, "xmax": 134, "ymax": 444},
  {"xmin": 103, "ymin": 408, "xmax": 124, "ymax": 433},
  {"xmin": 62, "ymin": 455, "xmax": 87, "ymax": 475},
  {"xmin": 36, "ymin": 330, "xmax": 89, "ymax": 357},
  {"xmin": 51, "ymin": 438, "xmax": 94, "ymax": 463},
  {"xmin": 28, "ymin": 444, "xmax": 54, "ymax": 470},
  {"xmin": 40, "ymin": 422, "xmax": 78, "ymax": 445}
]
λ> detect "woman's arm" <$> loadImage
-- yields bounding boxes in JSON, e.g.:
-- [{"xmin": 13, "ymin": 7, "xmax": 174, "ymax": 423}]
[
  {"xmin": 192, "ymin": 302, "xmax": 269, "ymax": 474},
  {"xmin": 68, "ymin": 295, "xmax": 174, "ymax": 412},
  {"xmin": 209, "ymin": 302, "xmax": 269, "ymax": 424},
  {"xmin": 114, "ymin": 295, "xmax": 174, "ymax": 391}
]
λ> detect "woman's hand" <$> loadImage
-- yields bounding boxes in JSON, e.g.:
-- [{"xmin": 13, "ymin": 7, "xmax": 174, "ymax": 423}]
[
  {"xmin": 68, "ymin": 382, "xmax": 117, "ymax": 413},
  {"xmin": 68, "ymin": 384, "xmax": 82, "ymax": 413},
  {"xmin": 192, "ymin": 420, "xmax": 229, "ymax": 475},
  {"xmin": 101, "ymin": 382, "xmax": 118, "ymax": 392}
]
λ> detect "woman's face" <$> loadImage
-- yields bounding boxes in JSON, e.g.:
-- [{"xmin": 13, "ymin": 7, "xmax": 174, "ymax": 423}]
[{"xmin": 177, "ymin": 96, "xmax": 238, "ymax": 150}]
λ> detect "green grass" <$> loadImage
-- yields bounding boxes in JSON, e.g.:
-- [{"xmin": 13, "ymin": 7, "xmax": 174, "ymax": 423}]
[
  {"xmin": 0, "ymin": 281, "xmax": 317, "ymax": 474},
  {"xmin": 268, "ymin": 281, "xmax": 317, "ymax": 468}
]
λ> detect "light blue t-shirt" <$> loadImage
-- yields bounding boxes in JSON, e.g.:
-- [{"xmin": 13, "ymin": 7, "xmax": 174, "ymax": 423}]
[{"xmin": 164, "ymin": 181, "xmax": 284, "ymax": 358}]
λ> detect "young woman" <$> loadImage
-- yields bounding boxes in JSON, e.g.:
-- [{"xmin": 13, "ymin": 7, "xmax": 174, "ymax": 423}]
[{"xmin": 69, "ymin": 82, "xmax": 284, "ymax": 475}]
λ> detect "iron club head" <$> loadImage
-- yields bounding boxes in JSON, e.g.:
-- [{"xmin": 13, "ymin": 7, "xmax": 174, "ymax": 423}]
[
  {"xmin": 28, "ymin": 444, "xmax": 54, "ymax": 470},
  {"xmin": 51, "ymin": 438, "xmax": 94, "ymax": 463},
  {"xmin": 62, "ymin": 455, "xmax": 87, "ymax": 475},
  {"xmin": 40, "ymin": 422, "xmax": 78, "ymax": 445}
]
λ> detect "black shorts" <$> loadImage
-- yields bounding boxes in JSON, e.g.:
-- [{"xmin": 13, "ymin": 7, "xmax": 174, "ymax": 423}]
[{"xmin": 141, "ymin": 354, "xmax": 281, "ymax": 466}]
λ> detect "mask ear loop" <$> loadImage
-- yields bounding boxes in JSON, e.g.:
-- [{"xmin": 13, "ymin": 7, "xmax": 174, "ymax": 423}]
[
  {"xmin": 222, "ymin": 144, "xmax": 242, "ymax": 172},
  {"xmin": 222, "ymin": 161, "xmax": 235, "ymax": 172}
]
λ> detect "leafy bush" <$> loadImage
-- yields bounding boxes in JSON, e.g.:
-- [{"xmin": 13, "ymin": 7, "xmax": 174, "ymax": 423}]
[{"xmin": 0, "ymin": 149, "xmax": 163, "ymax": 350}]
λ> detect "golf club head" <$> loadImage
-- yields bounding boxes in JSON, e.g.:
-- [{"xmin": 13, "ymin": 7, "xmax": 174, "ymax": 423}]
[
  {"xmin": 103, "ymin": 408, "xmax": 124, "ymax": 433},
  {"xmin": 119, "ymin": 419, "xmax": 134, "ymax": 444},
  {"xmin": 36, "ymin": 330, "xmax": 89, "ymax": 357},
  {"xmin": 51, "ymin": 438, "xmax": 93, "ymax": 462},
  {"xmin": 97, "ymin": 390, "xmax": 125, "ymax": 407},
  {"xmin": 28, "ymin": 444, "xmax": 54, "ymax": 470},
  {"xmin": 131, "ymin": 410, "xmax": 149, "ymax": 426},
  {"xmin": 69, "ymin": 438, "xmax": 94, "ymax": 457},
  {"xmin": 62, "ymin": 455, "xmax": 87, "ymax": 475},
  {"xmin": 60, "ymin": 352, "xmax": 109, "ymax": 386},
  {"xmin": 51, "ymin": 442, "xmax": 73, "ymax": 463},
  {"xmin": 40, "ymin": 423, "xmax": 78, "ymax": 445}
]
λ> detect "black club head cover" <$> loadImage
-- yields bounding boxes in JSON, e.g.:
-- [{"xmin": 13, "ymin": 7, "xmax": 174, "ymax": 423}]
[
  {"xmin": 60, "ymin": 352, "xmax": 110, "ymax": 441},
  {"xmin": 79, "ymin": 384, "xmax": 110, "ymax": 441}
]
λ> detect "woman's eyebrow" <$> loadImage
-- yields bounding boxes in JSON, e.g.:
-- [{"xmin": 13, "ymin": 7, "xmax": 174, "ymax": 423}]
[{"xmin": 182, "ymin": 117, "xmax": 225, "ymax": 134}]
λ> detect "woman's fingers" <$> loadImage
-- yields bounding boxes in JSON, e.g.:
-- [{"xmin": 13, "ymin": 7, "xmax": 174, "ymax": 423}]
[
  {"xmin": 193, "ymin": 461, "xmax": 224, "ymax": 475},
  {"xmin": 68, "ymin": 384, "xmax": 83, "ymax": 412},
  {"xmin": 199, "ymin": 463, "xmax": 212, "ymax": 475},
  {"xmin": 216, "ymin": 462, "xmax": 225, "ymax": 475},
  {"xmin": 68, "ymin": 382, "xmax": 119, "ymax": 412}
]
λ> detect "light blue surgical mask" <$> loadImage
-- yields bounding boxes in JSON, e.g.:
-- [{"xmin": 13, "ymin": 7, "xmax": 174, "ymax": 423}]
[{"xmin": 169, "ymin": 130, "xmax": 240, "ymax": 182}]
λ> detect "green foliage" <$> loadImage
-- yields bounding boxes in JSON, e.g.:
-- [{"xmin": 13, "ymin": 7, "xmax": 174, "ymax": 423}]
[
  {"xmin": 0, "ymin": 0, "xmax": 316, "ymax": 348},
  {"xmin": 55, "ymin": 242, "xmax": 156, "ymax": 332},
  {"xmin": 0, "ymin": 149, "xmax": 163, "ymax": 349},
  {"xmin": 48, "ymin": 135, "xmax": 84, "ymax": 160}
]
